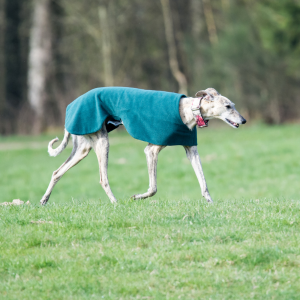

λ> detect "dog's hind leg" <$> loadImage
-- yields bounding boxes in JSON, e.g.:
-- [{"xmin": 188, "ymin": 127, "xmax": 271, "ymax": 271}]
[
  {"xmin": 184, "ymin": 146, "xmax": 213, "ymax": 203},
  {"xmin": 40, "ymin": 136, "xmax": 92, "ymax": 205},
  {"xmin": 94, "ymin": 126, "xmax": 117, "ymax": 204},
  {"xmin": 132, "ymin": 144, "xmax": 165, "ymax": 200}
]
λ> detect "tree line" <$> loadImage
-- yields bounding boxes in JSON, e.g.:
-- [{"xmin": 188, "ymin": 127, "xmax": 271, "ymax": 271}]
[{"xmin": 0, "ymin": 0, "xmax": 300, "ymax": 134}]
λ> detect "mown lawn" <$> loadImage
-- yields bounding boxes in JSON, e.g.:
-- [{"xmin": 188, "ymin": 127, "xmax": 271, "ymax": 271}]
[{"xmin": 0, "ymin": 124, "xmax": 300, "ymax": 299}]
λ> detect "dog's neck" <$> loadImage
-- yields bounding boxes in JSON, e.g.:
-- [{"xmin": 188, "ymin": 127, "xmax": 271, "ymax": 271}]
[{"xmin": 179, "ymin": 97, "xmax": 210, "ymax": 130}]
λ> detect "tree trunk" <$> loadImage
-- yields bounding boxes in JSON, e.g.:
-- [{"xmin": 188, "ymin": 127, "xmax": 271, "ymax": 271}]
[
  {"xmin": 99, "ymin": 6, "xmax": 114, "ymax": 87},
  {"xmin": 269, "ymin": 97, "xmax": 281, "ymax": 124},
  {"xmin": 191, "ymin": 0, "xmax": 203, "ymax": 38},
  {"xmin": 221, "ymin": 0, "xmax": 230, "ymax": 11},
  {"xmin": 202, "ymin": 0, "xmax": 218, "ymax": 45},
  {"xmin": 27, "ymin": 0, "xmax": 52, "ymax": 133},
  {"xmin": 160, "ymin": 0, "xmax": 187, "ymax": 95},
  {"xmin": 0, "ymin": 0, "xmax": 5, "ymax": 132}
]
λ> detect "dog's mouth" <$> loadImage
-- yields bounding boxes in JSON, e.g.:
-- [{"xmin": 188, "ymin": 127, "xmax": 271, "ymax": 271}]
[{"xmin": 226, "ymin": 118, "xmax": 239, "ymax": 128}]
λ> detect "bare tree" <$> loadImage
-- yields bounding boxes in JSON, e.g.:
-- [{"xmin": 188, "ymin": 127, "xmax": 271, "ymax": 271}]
[
  {"xmin": 160, "ymin": 0, "xmax": 187, "ymax": 95},
  {"xmin": 202, "ymin": 0, "xmax": 218, "ymax": 45},
  {"xmin": 221, "ymin": 0, "xmax": 230, "ymax": 11},
  {"xmin": 99, "ymin": 6, "xmax": 114, "ymax": 86},
  {"xmin": 0, "ymin": 0, "xmax": 5, "ymax": 131},
  {"xmin": 27, "ymin": 0, "xmax": 52, "ymax": 133},
  {"xmin": 191, "ymin": 0, "xmax": 203, "ymax": 38}
]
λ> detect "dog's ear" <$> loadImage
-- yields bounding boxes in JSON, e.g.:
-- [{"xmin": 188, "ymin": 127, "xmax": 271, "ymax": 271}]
[
  {"xmin": 195, "ymin": 90, "xmax": 207, "ymax": 97},
  {"xmin": 205, "ymin": 87, "xmax": 220, "ymax": 96},
  {"xmin": 195, "ymin": 90, "xmax": 214, "ymax": 101}
]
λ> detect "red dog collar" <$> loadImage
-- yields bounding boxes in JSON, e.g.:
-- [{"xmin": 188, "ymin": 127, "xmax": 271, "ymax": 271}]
[
  {"xmin": 195, "ymin": 115, "xmax": 208, "ymax": 128},
  {"xmin": 191, "ymin": 97, "xmax": 209, "ymax": 128}
]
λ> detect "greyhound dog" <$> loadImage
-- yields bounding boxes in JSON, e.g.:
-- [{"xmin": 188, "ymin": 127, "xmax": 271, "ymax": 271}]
[{"xmin": 40, "ymin": 88, "xmax": 246, "ymax": 205}]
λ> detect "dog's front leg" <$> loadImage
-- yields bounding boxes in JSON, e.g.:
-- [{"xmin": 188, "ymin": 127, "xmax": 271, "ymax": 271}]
[
  {"xmin": 132, "ymin": 144, "xmax": 165, "ymax": 200},
  {"xmin": 184, "ymin": 146, "xmax": 213, "ymax": 203},
  {"xmin": 94, "ymin": 126, "xmax": 118, "ymax": 204}
]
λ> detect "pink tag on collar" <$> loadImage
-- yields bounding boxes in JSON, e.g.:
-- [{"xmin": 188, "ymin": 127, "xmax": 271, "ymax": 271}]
[{"xmin": 196, "ymin": 115, "xmax": 209, "ymax": 128}]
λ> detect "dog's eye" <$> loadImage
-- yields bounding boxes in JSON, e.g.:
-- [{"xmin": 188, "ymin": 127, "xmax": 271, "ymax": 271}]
[{"xmin": 226, "ymin": 105, "xmax": 231, "ymax": 109}]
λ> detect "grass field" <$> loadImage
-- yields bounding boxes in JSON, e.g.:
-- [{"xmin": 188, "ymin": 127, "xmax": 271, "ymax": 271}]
[{"xmin": 0, "ymin": 123, "xmax": 300, "ymax": 299}]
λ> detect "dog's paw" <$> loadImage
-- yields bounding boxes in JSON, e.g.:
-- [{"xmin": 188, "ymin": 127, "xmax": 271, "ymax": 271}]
[
  {"xmin": 40, "ymin": 196, "xmax": 49, "ymax": 206},
  {"xmin": 202, "ymin": 191, "xmax": 213, "ymax": 203},
  {"xmin": 131, "ymin": 190, "xmax": 155, "ymax": 200},
  {"xmin": 131, "ymin": 194, "xmax": 145, "ymax": 200},
  {"xmin": 131, "ymin": 194, "xmax": 139, "ymax": 200}
]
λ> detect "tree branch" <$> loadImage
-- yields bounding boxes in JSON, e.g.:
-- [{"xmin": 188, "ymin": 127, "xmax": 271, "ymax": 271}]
[{"xmin": 160, "ymin": 0, "xmax": 187, "ymax": 95}]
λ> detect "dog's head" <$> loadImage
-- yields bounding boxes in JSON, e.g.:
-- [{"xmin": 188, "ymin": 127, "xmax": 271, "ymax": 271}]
[{"xmin": 195, "ymin": 88, "xmax": 246, "ymax": 128}]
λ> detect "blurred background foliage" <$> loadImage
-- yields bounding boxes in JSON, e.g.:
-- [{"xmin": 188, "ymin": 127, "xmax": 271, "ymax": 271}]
[{"xmin": 0, "ymin": 0, "xmax": 300, "ymax": 134}]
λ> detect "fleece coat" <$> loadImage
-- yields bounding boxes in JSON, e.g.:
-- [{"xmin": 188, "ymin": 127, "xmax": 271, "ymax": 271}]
[{"xmin": 65, "ymin": 87, "xmax": 197, "ymax": 146}]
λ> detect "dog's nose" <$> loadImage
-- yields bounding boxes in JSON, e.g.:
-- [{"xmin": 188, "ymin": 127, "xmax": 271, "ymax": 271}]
[{"xmin": 242, "ymin": 118, "xmax": 247, "ymax": 124}]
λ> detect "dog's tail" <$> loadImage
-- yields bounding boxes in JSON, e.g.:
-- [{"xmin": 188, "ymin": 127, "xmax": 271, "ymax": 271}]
[{"xmin": 48, "ymin": 129, "xmax": 71, "ymax": 157}]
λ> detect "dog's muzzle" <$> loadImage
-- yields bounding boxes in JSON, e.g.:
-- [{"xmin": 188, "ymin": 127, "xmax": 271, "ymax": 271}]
[{"xmin": 191, "ymin": 97, "xmax": 208, "ymax": 128}]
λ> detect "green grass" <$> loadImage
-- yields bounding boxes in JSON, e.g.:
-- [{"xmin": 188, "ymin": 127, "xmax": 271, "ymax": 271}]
[{"xmin": 0, "ymin": 124, "xmax": 300, "ymax": 299}]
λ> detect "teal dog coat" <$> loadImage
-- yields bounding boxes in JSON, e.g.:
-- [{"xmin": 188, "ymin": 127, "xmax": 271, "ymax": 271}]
[{"xmin": 65, "ymin": 87, "xmax": 197, "ymax": 146}]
